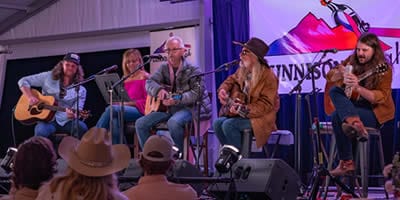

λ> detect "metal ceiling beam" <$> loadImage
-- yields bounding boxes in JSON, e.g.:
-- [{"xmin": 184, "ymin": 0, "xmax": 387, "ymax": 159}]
[
  {"xmin": 0, "ymin": 19, "xmax": 200, "ymax": 45},
  {"xmin": 0, "ymin": 3, "xmax": 28, "ymax": 11},
  {"xmin": 0, "ymin": 0, "xmax": 59, "ymax": 35}
]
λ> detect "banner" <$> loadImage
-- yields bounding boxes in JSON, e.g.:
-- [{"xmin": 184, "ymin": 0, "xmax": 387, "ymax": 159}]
[
  {"xmin": 149, "ymin": 26, "xmax": 200, "ymax": 74},
  {"xmin": 250, "ymin": 0, "xmax": 400, "ymax": 94}
]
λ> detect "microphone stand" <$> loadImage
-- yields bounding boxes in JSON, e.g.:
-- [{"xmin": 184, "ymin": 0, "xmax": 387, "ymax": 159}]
[
  {"xmin": 189, "ymin": 62, "xmax": 238, "ymax": 170},
  {"xmin": 110, "ymin": 58, "xmax": 151, "ymax": 144},
  {"xmin": 289, "ymin": 78, "xmax": 303, "ymax": 177},
  {"xmin": 65, "ymin": 75, "xmax": 97, "ymax": 138},
  {"xmin": 291, "ymin": 55, "xmax": 358, "ymax": 199}
]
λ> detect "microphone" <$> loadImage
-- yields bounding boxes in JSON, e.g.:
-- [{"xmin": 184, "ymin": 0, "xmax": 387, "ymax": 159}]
[
  {"xmin": 96, "ymin": 65, "xmax": 118, "ymax": 75},
  {"xmin": 0, "ymin": 50, "xmax": 12, "ymax": 54},
  {"xmin": 144, "ymin": 54, "xmax": 166, "ymax": 61},
  {"xmin": 319, "ymin": 48, "xmax": 338, "ymax": 53},
  {"xmin": 217, "ymin": 59, "xmax": 240, "ymax": 71},
  {"xmin": 223, "ymin": 59, "xmax": 240, "ymax": 67}
]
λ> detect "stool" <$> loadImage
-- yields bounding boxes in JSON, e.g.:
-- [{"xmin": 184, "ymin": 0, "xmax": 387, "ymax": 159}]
[
  {"xmin": 185, "ymin": 120, "xmax": 210, "ymax": 176},
  {"xmin": 357, "ymin": 127, "xmax": 385, "ymax": 197},
  {"xmin": 266, "ymin": 130, "xmax": 294, "ymax": 158},
  {"xmin": 240, "ymin": 129, "xmax": 268, "ymax": 158},
  {"xmin": 124, "ymin": 121, "xmax": 140, "ymax": 159},
  {"xmin": 241, "ymin": 129, "xmax": 253, "ymax": 158},
  {"xmin": 51, "ymin": 132, "xmax": 70, "ymax": 157},
  {"xmin": 52, "ymin": 132, "xmax": 71, "ymax": 143},
  {"xmin": 327, "ymin": 127, "xmax": 385, "ymax": 198}
]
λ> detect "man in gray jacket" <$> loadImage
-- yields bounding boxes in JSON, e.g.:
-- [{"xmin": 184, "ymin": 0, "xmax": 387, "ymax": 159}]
[{"xmin": 135, "ymin": 36, "xmax": 211, "ymax": 153}]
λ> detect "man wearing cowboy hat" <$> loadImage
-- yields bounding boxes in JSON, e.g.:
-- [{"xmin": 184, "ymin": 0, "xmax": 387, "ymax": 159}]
[
  {"xmin": 214, "ymin": 37, "xmax": 280, "ymax": 151},
  {"xmin": 124, "ymin": 135, "xmax": 197, "ymax": 200}
]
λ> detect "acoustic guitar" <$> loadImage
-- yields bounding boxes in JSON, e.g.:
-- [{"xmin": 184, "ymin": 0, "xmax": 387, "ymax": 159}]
[
  {"xmin": 218, "ymin": 84, "xmax": 249, "ymax": 118},
  {"xmin": 144, "ymin": 86, "xmax": 182, "ymax": 115},
  {"xmin": 219, "ymin": 97, "xmax": 249, "ymax": 118},
  {"xmin": 324, "ymin": 63, "xmax": 388, "ymax": 115},
  {"xmin": 14, "ymin": 89, "xmax": 90, "ymax": 125}
]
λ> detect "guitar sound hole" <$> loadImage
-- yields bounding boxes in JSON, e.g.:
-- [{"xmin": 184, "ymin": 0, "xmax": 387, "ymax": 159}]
[{"xmin": 30, "ymin": 104, "xmax": 43, "ymax": 115}]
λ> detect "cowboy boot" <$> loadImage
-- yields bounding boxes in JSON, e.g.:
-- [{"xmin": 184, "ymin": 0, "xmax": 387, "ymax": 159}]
[
  {"xmin": 342, "ymin": 116, "xmax": 368, "ymax": 142},
  {"xmin": 330, "ymin": 160, "xmax": 355, "ymax": 177}
]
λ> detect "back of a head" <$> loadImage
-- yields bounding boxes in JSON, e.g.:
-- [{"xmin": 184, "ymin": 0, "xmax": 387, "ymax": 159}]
[
  {"xmin": 48, "ymin": 167, "xmax": 116, "ymax": 200},
  {"xmin": 140, "ymin": 135, "xmax": 174, "ymax": 175},
  {"xmin": 12, "ymin": 136, "xmax": 57, "ymax": 190}
]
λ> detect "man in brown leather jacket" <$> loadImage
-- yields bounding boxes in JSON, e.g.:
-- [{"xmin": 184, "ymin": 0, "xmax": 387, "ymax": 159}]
[
  {"xmin": 214, "ymin": 37, "xmax": 279, "ymax": 151},
  {"xmin": 326, "ymin": 32, "xmax": 395, "ymax": 176}
]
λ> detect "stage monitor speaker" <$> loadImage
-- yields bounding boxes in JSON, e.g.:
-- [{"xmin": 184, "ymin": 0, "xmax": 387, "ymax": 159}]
[{"xmin": 208, "ymin": 159, "xmax": 301, "ymax": 200}]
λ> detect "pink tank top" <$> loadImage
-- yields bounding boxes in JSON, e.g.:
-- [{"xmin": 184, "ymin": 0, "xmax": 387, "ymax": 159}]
[{"xmin": 124, "ymin": 79, "xmax": 147, "ymax": 114}]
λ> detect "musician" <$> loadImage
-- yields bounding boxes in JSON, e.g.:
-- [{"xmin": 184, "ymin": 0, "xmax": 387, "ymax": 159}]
[
  {"xmin": 327, "ymin": 32, "xmax": 395, "ymax": 176},
  {"xmin": 135, "ymin": 36, "xmax": 212, "ymax": 153},
  {"xmin": 214, "ymin": 37, "xmax": 279, "ymax": 151},
  {"xmin": 17, "ymin": 53, "xmax": 88, "ymax": 139},
  {"xmin": 96, "ymin": 49, "xmax": 149, "ymax": 144}
]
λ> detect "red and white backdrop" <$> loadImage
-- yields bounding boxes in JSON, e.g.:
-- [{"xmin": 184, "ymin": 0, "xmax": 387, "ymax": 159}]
[{"xmin": 249, "ymin": 0, "xmax": 400, "ymax": 94}]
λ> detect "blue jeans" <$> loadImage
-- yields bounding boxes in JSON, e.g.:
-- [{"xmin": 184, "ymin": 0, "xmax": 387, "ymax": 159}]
[
  {"xmin": 135, "ymin": 109, "xmax": 192, "ymax": 151},
  {"xmin": 213, "ymin": 116, "xmax": 252, "ymax": 150},
  {"xmin": 35, "ymin": 120, "xmax": 88, "ymax": 139},
  {"xmin": 330, "ymin": 86, "xmax": 378, "ymax": 160},
  {"xmin": 96, "ymin": 105, "xmax": 143, "ymax": 144}
]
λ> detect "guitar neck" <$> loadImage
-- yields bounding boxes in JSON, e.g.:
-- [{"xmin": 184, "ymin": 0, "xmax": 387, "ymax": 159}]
[
  {"xmin": 41, "ymin": 104, "xmax": 69, "ymax": 112},
  {"xmin": 358, "ymin": 70, "xmax": 374, "ymax": 82},
  {"xmin": 225, "ymin": 97, "xmax": 248, "ymax": 118}
]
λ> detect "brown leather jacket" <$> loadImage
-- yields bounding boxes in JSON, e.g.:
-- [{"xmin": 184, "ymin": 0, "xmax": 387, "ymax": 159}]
[
  {"xmin": 218, "ymin": 67, "xmax": 279, "ymax": 147},
  {"xmin": 326, "ymin": 62, "xmax": 394, "ymax": 124}
]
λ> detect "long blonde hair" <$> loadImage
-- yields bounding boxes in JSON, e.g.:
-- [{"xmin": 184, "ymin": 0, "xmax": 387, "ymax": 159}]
[
  {"xmin": 48, "ymin": 167, "xmax": 119, "ymax": 200},
  {"xmin": 237, "ymin": 61, "xmax": 266, "ymax": 94},
  {"xmin": 122, "ymin": 49, "xmax": 144, "ymax": 77}
]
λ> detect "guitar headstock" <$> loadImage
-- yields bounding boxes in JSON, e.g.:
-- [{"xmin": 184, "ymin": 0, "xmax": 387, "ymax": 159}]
[{"xmin": 374, "ymin": 63, "xmax": 388, "ymax": 75}]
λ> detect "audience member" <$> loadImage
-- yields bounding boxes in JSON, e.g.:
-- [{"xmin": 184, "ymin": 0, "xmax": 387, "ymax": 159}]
[
  {"xmin": 36, "ymin": 127, "xmax": 130, "ymax": 200},
  {"xmin": 124, "ymin": 135, "xmax": 197, "ymax": 200},
  {"xmin": 0, "ymin": 136, "xmax": 57, "ymax": 200}
]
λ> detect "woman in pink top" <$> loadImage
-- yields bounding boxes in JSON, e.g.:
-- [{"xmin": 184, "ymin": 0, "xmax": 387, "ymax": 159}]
[{"xmin": 96, "ymin": 49, "xmax": 149, "ymax": 144}]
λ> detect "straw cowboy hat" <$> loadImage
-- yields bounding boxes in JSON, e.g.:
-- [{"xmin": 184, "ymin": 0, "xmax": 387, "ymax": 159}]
[
  {"xmin": 58, "ymin": 127, "xmax": 130, "ymax": 177},
  {"xmin": 233, "ymin": 37, "xmax": 269, "ymax": 65}
]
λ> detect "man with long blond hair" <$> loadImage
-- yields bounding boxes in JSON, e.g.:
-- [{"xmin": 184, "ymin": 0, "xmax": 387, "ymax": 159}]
[{"xmin": 214, "ymin": 37, "xmax": 279, "ymax": 151}]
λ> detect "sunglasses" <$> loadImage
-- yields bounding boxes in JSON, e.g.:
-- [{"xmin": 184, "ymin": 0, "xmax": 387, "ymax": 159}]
[{"xmin": 240, "ymin": 49, "xmax": 251, "ymax": 56}]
